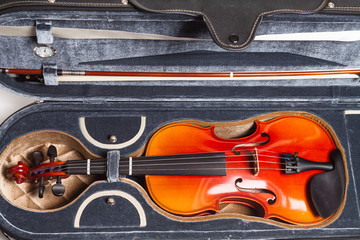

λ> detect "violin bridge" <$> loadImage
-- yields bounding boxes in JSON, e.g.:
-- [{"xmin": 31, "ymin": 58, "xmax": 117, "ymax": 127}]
[{"xmin": 252, "ymin": 147, "xmax": 259, "ymax": 176}]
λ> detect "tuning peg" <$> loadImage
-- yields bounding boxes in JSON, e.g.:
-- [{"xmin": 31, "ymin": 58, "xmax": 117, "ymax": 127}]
[
  {"xmin": 47, "ymin": 145, "xmax": 57, "ymax": 162},
  {"xmin": 47, "ymin": 146, "xmax": 57, "ymax": 180},
  {"xmin": 38, "ymin": 177, "xmax": 45, "ymax": 198},
  {"xmin": 32, "ymin": 151, "xmax": 44, "ymax": 166},
  {"xmin": 52, "ymin": 176, "xmax": 65, "ymax": 197},
  {"xmin": 31, "ymin": 151, "xmax": 46, "ymax": 197}
]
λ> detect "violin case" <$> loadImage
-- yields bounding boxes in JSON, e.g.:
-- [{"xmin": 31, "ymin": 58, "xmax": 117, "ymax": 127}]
[{"xmin": 0, "ymin": 0, "xmax": 359, "ymax": 239}]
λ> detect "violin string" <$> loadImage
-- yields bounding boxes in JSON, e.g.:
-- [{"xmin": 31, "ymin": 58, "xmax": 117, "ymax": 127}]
[
  {"xmin": 120, "ymin": 167, "xmax": 289, "ymax": 172},
  {"xmin": 50, "ymin": 153, "xmax": 289, "ymax": 168},
  {"xmin": 58, "ymin": 157, "xmax": 284, "ymax": 168},
  {"xmin": 37, "ymin": 145, "xmax": 301, "ymax": 170},
  {"xmin": 36, "ymin": 158, "xmax": 292, "ymax": 173},
  {"xmin": 58, "ymin": 166, "xmax": 289, "ymax": 172},
  {"xmin": 62, "ymin": 162, "xmax": 107, "ymax": 166},
  {"xmin": 223, "ymin": 150, "xmax": 296, "ymax": 158},
  {"xmin": 124, "ymin": 160, "xmax": 283, "ymax": 168},
  {"xmin": 122, "ymin": 153, "xmax": 290, "ymax": 163},
  {"xmin": 32, "ymin": 144, "xmax": 330, "ymax": 173},
  {"xmin": 46, "ymin": 152, "xmax": 292, "ymax": 172},
  {"xmin": 59, "ymin": 159, "xmax": 287, "ymax": 172},
  {"xmin": 36, "ymin": 168, "xmax": 289, "ymax": 176},
  {"xmin": 223, "ymin": 149, "xmax": 282, "ymax": 155},
  {"xmin": 226, "ymin": 148, "xmax": 324, "ymax": 154},
  {"xmin": 233, "ymin": 149, "xmax": 286, "ymax": 154},
  {"xmin": 57, "ymin": 155, "xmax": 288, "ymax": 169},
  {"xmin": 59, "ymin": 161, "xmax": 278, "ymax": 172},
  {"xmin": 36, "ymin": 147, "xmax": 306, "ymax": 174},
  {"xmin": 132, "ymin": 153, "xmax": 291, "ymax": 163}
]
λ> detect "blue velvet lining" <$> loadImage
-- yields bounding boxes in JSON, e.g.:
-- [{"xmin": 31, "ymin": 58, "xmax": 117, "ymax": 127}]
[
  {"xmin": 0, "ymin": 11, "xmax": 360, "ymax": 101},
  {"xmin": 0, "ymin": 102, "xmax": 358, "ymax": 239}
]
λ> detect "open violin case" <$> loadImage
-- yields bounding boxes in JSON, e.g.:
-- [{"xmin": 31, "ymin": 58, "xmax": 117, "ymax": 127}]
[{"xmin": 0, "ymin": 0, "xmax": 360, "ymax": 239}]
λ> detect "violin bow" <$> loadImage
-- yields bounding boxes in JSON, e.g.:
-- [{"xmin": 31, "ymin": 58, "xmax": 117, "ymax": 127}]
[{"xmin": 1, "ymin": 68, "xmax": 360, "ymax": 82}]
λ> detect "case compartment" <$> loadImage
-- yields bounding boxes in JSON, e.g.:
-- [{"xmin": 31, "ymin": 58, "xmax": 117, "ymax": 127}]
[{"xmin": 0, "ymin": 6, "xmax": 359, "ymax": 240}]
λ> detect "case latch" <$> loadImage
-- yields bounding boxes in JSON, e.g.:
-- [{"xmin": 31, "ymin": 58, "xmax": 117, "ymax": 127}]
[
  {"xmin": 42, "ymin": 64, "xmax": 58, "ymax": 86},
  {"xmin": 36, "ymin": 21, "xmax": 53, "ymax": 45},
  {"xmin": 107, "ymin": 150, "xmax": 121, "ymax": 182}
]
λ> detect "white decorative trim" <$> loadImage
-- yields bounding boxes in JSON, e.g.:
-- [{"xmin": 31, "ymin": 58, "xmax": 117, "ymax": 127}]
[
  {"xmin": 255, "ymin": 30, "xmax": 360, "ymax": 42},
  {"xmin": 79, "ymin": 116, "xmax": 146, "ymax": 149},
  {"xmin": 129, "ymin": 157, "xmax": 133, "ymax": 176},
  {"xmin": 87, "ymin": 159, "xmax": 90, "ymax": 175},
  {"xmin": 344, "ymin": 110, "xmax": 360, "ymax": 115},
  {"xmin": 74, "ymin": 190, "xmax": 147, "ymax": 228}
]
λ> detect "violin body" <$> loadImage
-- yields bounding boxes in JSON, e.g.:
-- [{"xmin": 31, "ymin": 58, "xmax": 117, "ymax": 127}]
[{"xmin": 145, "ymin": 115, "xmax": 336, "ymax": 224}]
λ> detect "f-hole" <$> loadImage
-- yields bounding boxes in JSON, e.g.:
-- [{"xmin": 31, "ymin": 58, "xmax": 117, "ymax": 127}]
[
  {"xmin": 232, "ymin": 132, "xmax": 270, "ymax": 155},
  {"xmin": 235, "ymin": 178, "xmax": 276, "ymax": 205}
]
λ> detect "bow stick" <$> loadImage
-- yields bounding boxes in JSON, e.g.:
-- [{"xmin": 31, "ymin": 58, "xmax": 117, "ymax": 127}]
[{"xmin": 1, "ymin": 68, "xmax": 360, "ymax": 82}]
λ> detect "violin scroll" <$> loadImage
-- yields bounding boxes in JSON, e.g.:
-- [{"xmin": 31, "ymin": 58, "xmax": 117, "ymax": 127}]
[
  {"xmin": 6, "ymin": 146, "xmax": 69, "ymax": 198},
  {"xmin": 7, "ymin": 161, "xmax": 29, "ymax": 184}
]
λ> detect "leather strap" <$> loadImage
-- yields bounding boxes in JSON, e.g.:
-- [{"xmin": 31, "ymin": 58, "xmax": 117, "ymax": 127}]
[
  {"xmin": 129, "ymin": 0, "xmax": 328, "ymax": 50},
  {"xmin": 107, "ymin": 150, "xmax": 121, "ymax": 182}
]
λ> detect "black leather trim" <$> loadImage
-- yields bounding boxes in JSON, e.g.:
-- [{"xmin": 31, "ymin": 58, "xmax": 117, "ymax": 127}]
[
  {"xmin": 0, "ymin": 0, "xmax": 131, "ymax": 8},
  {"xmin": 129, "ymin": 0, "xmax": 328, "ymax": 50},
  {"xmin": 0, "ymin": 0, "xmax": 133, "ymax": 15},
  {"xmin": 321, "ymin": 0, "xmax": 360, "ymax": 14}
]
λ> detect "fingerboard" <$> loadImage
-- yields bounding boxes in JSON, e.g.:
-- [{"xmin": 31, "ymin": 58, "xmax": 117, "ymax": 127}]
[
  {"xmin": 119, "ymin": 152, "xmax": 226, "ymax": 176},
  {"xmin": 65, "ymin": 158, "xmax": 107, "ymax": 175},
  {"xmin": 63, "ymin": 152, "xmax": 227, "ymax": 177}
]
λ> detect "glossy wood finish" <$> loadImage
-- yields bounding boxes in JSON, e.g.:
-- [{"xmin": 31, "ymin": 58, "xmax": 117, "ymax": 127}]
[{"xmin": 145, "ymin": 116, "xmax": 336, "ymax": 224}]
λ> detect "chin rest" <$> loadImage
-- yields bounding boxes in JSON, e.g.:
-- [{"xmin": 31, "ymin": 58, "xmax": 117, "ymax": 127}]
[{"xmin": 310, "ymin": 149, "xmax": 346, "ymax": 219}]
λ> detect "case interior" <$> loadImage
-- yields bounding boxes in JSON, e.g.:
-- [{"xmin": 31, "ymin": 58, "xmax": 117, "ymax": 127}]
[
  {"xmin": 0, "ymin": 8, "xmax": 359, "ymax": 239},
  {"xmin": 0, "ymin": 10, "xmax": 359, "ymax": 101}
]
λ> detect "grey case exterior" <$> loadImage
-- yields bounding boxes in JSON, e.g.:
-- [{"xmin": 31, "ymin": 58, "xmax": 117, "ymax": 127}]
[{"xmin": 0, "ymin": 4, "xmax": 360, "ymax": 240}]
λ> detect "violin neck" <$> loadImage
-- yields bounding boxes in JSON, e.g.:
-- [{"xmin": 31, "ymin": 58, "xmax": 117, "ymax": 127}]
[{"xmin": 64, "ymin": 152, "xmax": 226, "ymax": 177}]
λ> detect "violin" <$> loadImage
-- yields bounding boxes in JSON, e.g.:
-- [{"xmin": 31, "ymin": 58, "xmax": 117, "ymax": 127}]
[{"xmin": 6, "ymin": 115, "xmax": 346, "ymax": 225}]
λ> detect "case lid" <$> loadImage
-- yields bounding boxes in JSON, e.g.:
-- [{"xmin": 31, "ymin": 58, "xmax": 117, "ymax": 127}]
[{"xmin": 0, "ymin": 7, "xmax": 360, "ymax": 102}]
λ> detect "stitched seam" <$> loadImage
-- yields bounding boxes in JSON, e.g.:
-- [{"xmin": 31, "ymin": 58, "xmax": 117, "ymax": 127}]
[
  {"xmin": 131, "ymin": 0, "xmax": 328, "ymax": 48},
  {"xmin": 326, "ymin": 7, "xmax": 360, "ymax": 10},
  {"xmin": 0, "ymin": 1, "xmax": 129, "ymax": 9}
]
